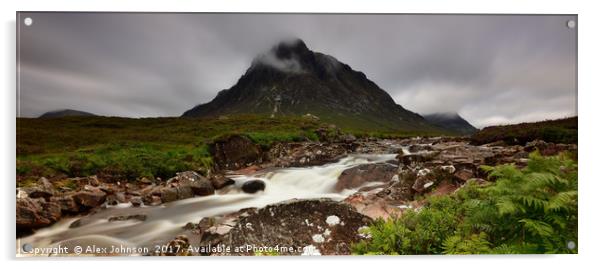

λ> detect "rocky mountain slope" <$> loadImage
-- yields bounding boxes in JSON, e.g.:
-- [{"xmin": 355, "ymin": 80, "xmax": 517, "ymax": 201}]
[
  {"xmin": 182, "ymin": 39, "xmax": 437, "ymax": 132},
  {"xmin": 423, "ymin": 113, "xmax": 478, "ymax": 135}
]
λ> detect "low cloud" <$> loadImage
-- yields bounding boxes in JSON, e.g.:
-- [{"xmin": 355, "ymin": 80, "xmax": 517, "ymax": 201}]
[
  {"xmin": 18, "ymin": 13, "xmax": 576, "ymax": 127},
  {"xmin": 253, "ymin": 52, "xmax": 304, "ymax": 73}
]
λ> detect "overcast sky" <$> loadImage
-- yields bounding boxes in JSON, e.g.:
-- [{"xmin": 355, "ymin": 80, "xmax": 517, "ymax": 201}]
[{"xmin": 17, "ymin": 13, "xmax": 577, "ymax": 127}]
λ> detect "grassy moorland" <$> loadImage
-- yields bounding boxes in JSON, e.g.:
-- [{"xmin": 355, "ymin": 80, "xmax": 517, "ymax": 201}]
[
  {"xmin": 16, "ymin": 115, "xmax": 443, "ymax": 185},
  {"xmin": 471, "ymin": 117, "xmax": 577, "ymax": 145},
  {"xmin": 353, "ymin": 152, "xmax": 578, "ymax": 254}
]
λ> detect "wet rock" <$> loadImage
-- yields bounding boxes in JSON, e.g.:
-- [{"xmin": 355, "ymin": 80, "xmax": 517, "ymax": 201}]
[
  {"xmin": 17, "ymin": 198, "xmax": 62, "ymax": 231},
  {"xmin": 241, "ymin": 180, "xmax": 266, "ymax": 194},
  {"xmin": 169, "ymin": 171, "xmax": 215, "ymax": 196},
  {"xmin": 24, "ymin": 177, "xmax": 56, "ymax": 200},
  {"xmin": 106, "ymin": 192, "xmax": 127, "ymax": 205},
  {"xmin": 108, "ymin": 214, "xmax": 147, "ymax": 222},
  {"xmin": 25, "ymin": 188, "xmax": 54, "ymax": 200},
  {"xmin": 130, "ymin": 196, "xmax": 143, "ymax": 207},
  {"xmin": 160, "ymin": 186, "xmax": 194, "ymax": 203},
  {"xmin": 106, "ymin": 195, "xmax": 119, "ymax": 206},
  {"xmin": 216, "ymin": 199, "xmax": 371, "ymax": 255},
  {"xmin": 144, "ymin": 195, "xmax": 162, "ymax": 206},
  {"xmin": 210, "ymin": 175, "xmax": 235, "ymax": 190},
  {"xmin": 72, "ymin": 190, "xmax": 107, "ymax": 208},
  {"xmin": 376, "ymin": 171, "xmax": 416, "ymax": 201},
  {"xmin": 209, "ymin": 134, "xmax": 262, "ymax": 170},
  {"xmin": 159, "ymin": 187, "xmax": 178, "ymax": 203},
  {"xmin": 336, "ymin": 163, "xmax": 397, "ymax": 191},
  {"xmin": 50, "ymin": 195, "xmax": 80, "ymax": 214}
]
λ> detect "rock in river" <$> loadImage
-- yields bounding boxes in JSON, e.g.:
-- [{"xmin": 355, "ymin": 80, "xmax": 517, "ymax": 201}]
[
  {"xmin": 169, "ymin": 171, "xmax": 215, "ymax": 196},
  {"xmin": 71, "ymin": 190, "xmax": 107, "ymax": 208},
  {"xmin": 336, "ymin": 163, "xmax": 398, "ymax": 191},
  {"xmin": 241, "ymin": 180, "xmax": 266, "ymax": 194},
  {"xmin": 215, "ymin": 199, "xmax": 371, "ymax": 255},
  {"xmin": 17, "ymin": 197, "xmax": 62, "ymax": 232}
]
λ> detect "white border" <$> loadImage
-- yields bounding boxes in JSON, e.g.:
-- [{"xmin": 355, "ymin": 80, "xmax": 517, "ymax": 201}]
[{"xmin": 2, "ymin": 0, "xmax": 600, "ymax": 268}]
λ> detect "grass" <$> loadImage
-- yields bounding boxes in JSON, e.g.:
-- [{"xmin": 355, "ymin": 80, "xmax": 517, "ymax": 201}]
[
  {"xmin": 17, "ymin": 114, "xmax": 446, "ymax": 183},
  {"xmin": 470, "ymin": 117, "xmax": 577, "ymax": 145}
]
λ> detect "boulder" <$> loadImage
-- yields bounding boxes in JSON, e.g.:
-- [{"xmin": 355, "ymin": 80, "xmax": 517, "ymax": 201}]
[
  {"xmin": 209, "ymin": 135, "xmax": 262, "ymax": 170},
  {"xmin": 50, "ymin": 195, "xmax": 81, "ymax": 214},
  {"xmin": 335, "ymin": 163, "xmax": 398, "ymax": 191},
  {"xmin": 241, "ymin": 180, "xmax": 266, "ymax": 194},
  {"xmin": 24, "ymin": 177, "xmax": 56, "ymax": 200},
  {"xmin": 169, "ymin": 171, "xmax": 215, "ymax": 196},
  {"xmin": 376, "ymin": 171, "xmax": 416, "ymax": 201},
  {"xmin": 210, "ymin": 175, "xmax": 235, "ymax": 190},
  {"xmin": 17, "ymin": 198, "xmax": 62, "ymax": 231},
  {"xmin": 215, "ymin": 199, "xmax": 371, "ymax": 255},
  {"xmin": 72, "ymin": 190, "xmax": 107, "ymax": 208},
  {"xmin": 160, "ymin": 186, "xmax": 194, "ymax": 203},
  {"xmin": 130, "ymin": 196, "xmax": 143, "ymax": 207},
  {"xmin": 106, "ymin": 192, "xmax": 128, "ymax": 206}
]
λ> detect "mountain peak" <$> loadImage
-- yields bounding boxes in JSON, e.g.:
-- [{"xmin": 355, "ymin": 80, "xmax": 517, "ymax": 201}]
[
  {"xmin": 182, "ymin": 41, "xmax": 437, "ymax": 132},
  {"xmin": 423, "ymin": 112, "xmax": 478, "ymax": 135},
  {"xmin": 251, "ymin": 38, "xmax": 315, "ymax": 73},
  {"xmin": 272, "ymin": 38, "xmax": 310, "ymax": 58}
]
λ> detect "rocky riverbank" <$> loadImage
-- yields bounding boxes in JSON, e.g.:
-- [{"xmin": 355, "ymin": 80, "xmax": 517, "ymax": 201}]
[{"xmin": 16, "ymin": 134, "xmax": 577, "ymax": 255}]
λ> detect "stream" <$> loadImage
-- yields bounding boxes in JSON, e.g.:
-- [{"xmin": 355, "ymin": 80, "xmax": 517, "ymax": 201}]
[{"xmin": 18, "ymin": 153, "xmax": 397, "ymax": 255}]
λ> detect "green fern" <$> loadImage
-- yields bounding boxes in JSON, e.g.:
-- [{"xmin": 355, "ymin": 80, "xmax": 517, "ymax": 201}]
[{"xmin": 352, "ymin": 152, "xmax": 578, "ymax": 255}]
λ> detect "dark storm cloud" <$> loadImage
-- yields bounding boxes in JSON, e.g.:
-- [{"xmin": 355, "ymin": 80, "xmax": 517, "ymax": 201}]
[{"xmin": 17, "ymin": 13, "xmax": 576, "ymax": 127}]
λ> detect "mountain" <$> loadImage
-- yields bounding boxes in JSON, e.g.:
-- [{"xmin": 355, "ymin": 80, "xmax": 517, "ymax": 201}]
[
  {"xmin": 423, "ymin": 113, "xmax": 478, "ymax": 135},
  {"xmin": 182, "ymin": 38, "xmax": 437, "ymax": 132},
  {"xmin": 39, "ymin": 109, "xmax": 96, "ymax": 118}
]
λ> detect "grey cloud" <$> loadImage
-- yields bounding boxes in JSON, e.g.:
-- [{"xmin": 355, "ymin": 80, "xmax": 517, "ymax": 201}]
[{"xmin": 18, "ymin": 13, "xmax": 576, "ymax": 127}]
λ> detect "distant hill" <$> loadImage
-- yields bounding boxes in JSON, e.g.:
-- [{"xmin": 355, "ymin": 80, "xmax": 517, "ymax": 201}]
[
  {"xmin": 423, "ymin": 113, "xmax": 478, "ymax": 135},
  {"xmin": 470, "ymin": 116, "xmax": 577, "ymax": 145},
  {"xmin": 39, "ymin": 109, "xmax": 96, "ymax": 119},
  {"xmin": 182, "ymin": 38, "xmax": 439, "ymax": 132}
]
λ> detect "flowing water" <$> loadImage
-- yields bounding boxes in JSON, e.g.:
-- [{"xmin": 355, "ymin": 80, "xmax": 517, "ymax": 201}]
[{"xmin": 18, "ymin": 154, "xmax": 396, "ymax": 255}]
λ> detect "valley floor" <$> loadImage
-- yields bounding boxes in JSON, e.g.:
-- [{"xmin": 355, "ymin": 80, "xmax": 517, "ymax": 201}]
[{"xmin": 17, "ymin": 135, "xmax": 578, "ymax": 256}]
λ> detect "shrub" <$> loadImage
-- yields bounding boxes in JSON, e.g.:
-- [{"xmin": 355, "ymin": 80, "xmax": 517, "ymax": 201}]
[{"xmin": 353, "ymin": 152, "xmax": 578, "ymax": 255}]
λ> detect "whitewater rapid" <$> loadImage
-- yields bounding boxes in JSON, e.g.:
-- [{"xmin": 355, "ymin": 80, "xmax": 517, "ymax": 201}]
[{"xmin": 17, "ymin": 154, "xmax": 396, "ymax": 255}]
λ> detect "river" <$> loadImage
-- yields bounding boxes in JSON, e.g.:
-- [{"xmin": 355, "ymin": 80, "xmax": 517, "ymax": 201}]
[{"xmin": 17, "ymin": 153, "xmax": 397, "ymax": 256}]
